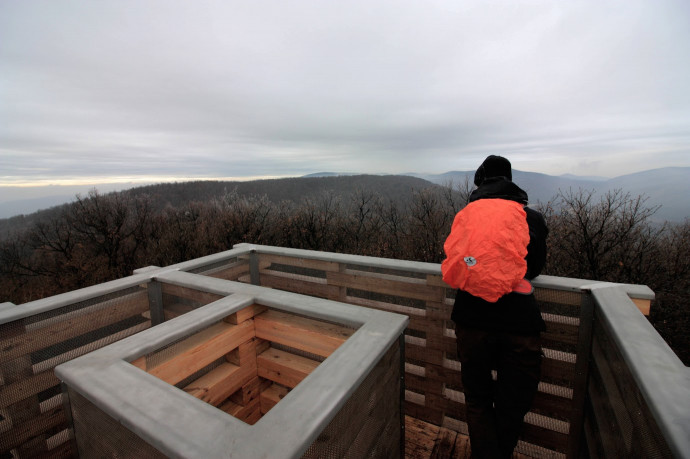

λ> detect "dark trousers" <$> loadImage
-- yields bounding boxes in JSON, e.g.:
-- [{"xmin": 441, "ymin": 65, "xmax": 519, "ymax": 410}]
[{"xmin": 456, "ymin": 327, "xmax": 542, "ymax": 459}]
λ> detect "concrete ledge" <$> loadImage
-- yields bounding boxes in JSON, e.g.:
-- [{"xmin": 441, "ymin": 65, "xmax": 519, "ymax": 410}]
[
  {"xmin": 55, "ymin": 278, "xmax": 408, "ymax": 459},
  {"xmin": 592, "ymin": 286, "xmax": 690, "ymax": 458}
]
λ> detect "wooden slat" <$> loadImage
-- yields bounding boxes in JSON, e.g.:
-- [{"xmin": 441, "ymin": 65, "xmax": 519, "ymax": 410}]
[
  {"xmin": 521, "ymin": 421, "xmax": 570, "ymax": 454},
  {"xmin": 183, "ymin": 362, "xmax": 255, "ymax": 407},
  {"xmin": 160, "ymin": 283, "xmax": 223, "ymax": 305},
  {"xmin": 259, "ymin": 253, "xmax": 341, "ymax": 273},
  {"xmin": 256, "ymin": 347, "xmax": 319, "ymax": 388},
  {"xmin": 327, "ymin": 270, "xmax": 444, "ymax": 302},
  {"xmin": 0, "ymin": 406, "xmax": 65, "ymax": 452},
  {"xmin": 254, "ymin": 310, "xmax": 354, "ymax": 358},
  {"xmin": 259, "ymin": 383, "xmax": 290, "ymax": 414},
  {"xmin": 327, "ymin": 272, "xmax": 439, "ymax": 306},
  {"xmin": 542, "ymin": 315, "xmax": 580, "ymax": 345},
  {"xmin": 0, "ymin": 296, "xmax": 149, "ymax": 364},
  {"xmin": 0, "ymin": 370, "xmax": 58, "ymax": 408},
  {"xmin": 425, "ymin": 301, "xmax": 453, "ymax": 320},
  {"xmin": 429, "ymin": 426, "xmax": 458, "ymax": 458},
  {"xmin": 258, "ymin": 273, "xmax": 339, "ymax": 299},
  {"xmin": 405, "ymin": 415, "xmax": 439, "ymax": 458},
  {"xmin": 145, "ymin": 320, "xmax": 255, "ymax": 385},
  {"xmin": 205, "ymin": 263, "xmax": 250, "ymax": 281},
  {"xmin": 33, "ymin": 321, "xmax": 151, "ymax": 374},
  {"xmin": 541, "ymin": 355, "xmax": 576, "ymax": 383}
]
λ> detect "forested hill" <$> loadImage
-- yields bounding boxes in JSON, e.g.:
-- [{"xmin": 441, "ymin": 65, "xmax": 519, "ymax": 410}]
[
  {"xmin": 125, "ymin": 174, "xmax": 436, "ymax": 210},
  {"xmin": 0, "ymin": 175, "xmax": 441, "ymax": 237}
]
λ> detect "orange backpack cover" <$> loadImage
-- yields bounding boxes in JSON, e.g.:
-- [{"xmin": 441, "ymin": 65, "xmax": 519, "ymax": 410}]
[{"xmin": 442, "ymin": 199, "xmax": 530, "ymax": 302}]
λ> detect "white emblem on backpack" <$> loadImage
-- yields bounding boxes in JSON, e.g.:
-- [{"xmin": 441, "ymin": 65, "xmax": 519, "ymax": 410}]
[{"xmin": 464, "ymin": 256, "xmax": 477, "ymax": 267}]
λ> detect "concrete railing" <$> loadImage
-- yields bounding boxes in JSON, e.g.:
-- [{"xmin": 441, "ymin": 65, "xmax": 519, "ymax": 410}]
[{"xmin": 1, "ymin": 244, "xmax": 686, "ymax": 458}]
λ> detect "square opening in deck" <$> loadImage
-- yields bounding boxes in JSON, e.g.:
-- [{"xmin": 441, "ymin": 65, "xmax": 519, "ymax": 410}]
[{"xmin": 130, "ymin": 304, "xmax": 356, "ymax": 425}]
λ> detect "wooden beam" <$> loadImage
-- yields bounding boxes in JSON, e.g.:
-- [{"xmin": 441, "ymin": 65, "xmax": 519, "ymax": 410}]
[
  {"xmin": 254, "ymin": 310, "xmax": 353, "ymax": 358},
  {"xmin": 259, "ymin": 383, "xmax": 289, "ymax": 414},
  {"xmin": 183, "ymin": 362, "xmax": 255, "ymax": 407},
  {"xmin": 631, "ymin": 298, "xmax": 651, "ymax": 316},
  {"xmin": 219, "ymin": 397, "xmax": 262, "ymax": 425},
  {"xmin": 224, "ymin": 304, "xmax": 268, "ymax": 325},
  {"xmin": 256, "ymin": 347, "xmax": 319, "ymax": 388},
  {"xmin": 160, "ymin": 283, "xmax": 223, "ymax": 305},
  {"xmin": 145, "ymin": 320, "xmax": 255, "ymax": 385}
]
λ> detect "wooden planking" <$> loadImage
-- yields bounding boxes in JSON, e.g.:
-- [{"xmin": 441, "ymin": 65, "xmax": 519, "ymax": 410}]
[
  {"xmin": 254, "ymin": 310, "xmax": 354, "ymax": 358},
  {"xmin": 159, "ymin": 283, "xmax": 223, "ymax": 305},
  {"xmin": 33, "ymin": 321, "xmax": 151, "ymax": 374},
  {"xmin": 343, "ymin": 294, "xmax": 427, "ymax": 321},
  {"xmin": 258, "ymin": 272, "xmax": 339, "ymax": 299},
  {"xmin": 0, "ymin": 406, "xmax": 65, "ymax": 452},
  {"xmin": 205, "ymin": 263, "xmax": 250, "ymax": 281},
  {"xmin": 256, "ymin": 347, "xmax": 319, "ymax": 388},
  {"xmin": 406, "ymin": 343, "xmax": 444, "ymax": 367},
  {"xmin": 183, "ymin": 361, "xmax": 256, "ymax": 407},
  {"xmin": 405, "ymin": 415, "xmax": 440, "ymax": 458},
  {"xmin": 144, "ymin": 320, "xmax": 255, "ymax": 385},
  {"xmin": 259, "ymin": 383, "xmax": 290, "ymax": 414},
  {"xmin": 0, "ymin": 295, "xmax": 149, "ymax": 364},
  {"xmin": 521, "ymin": 421, "xmax": 570, "ymax": 454},
  {"xmin": 259, "ymin": 254, "xmax": 341, "ymax": 273},
  {"xmin": 429, "ymin": 426, "xmax": 460, "ymax": 459},
  {"xmin": 224, "ymin": 304, "xmax": 268, "ymax": 325},
  {"xmin": 0, "ymin": 370, "xmax": 58, "ymax": 409},
  {"xmin": 327, "ymin": 270, "xmax": 444, "ymax": 302}
]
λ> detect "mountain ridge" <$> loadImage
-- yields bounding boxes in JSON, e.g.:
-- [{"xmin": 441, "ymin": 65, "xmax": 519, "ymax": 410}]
[{"xmin": 0, "ymin": 167, "xmax": 687, "ymax": 223}]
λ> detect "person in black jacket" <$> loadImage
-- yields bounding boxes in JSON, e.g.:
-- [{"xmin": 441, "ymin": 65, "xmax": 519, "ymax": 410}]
[{"xmin": 449, "ymin": 155, "xmax": 548, "ymax": 458}]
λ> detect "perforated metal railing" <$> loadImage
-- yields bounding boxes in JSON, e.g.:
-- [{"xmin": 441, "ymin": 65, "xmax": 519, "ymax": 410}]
[{"xmin": 1, "ymin": 244, "xmax": 686, "ymax": 458}]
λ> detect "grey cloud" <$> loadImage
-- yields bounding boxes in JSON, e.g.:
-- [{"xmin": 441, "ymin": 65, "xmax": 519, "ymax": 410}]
[{"xmin": 1, "ymin": 0, "xmax": 690, "ymax": 184}]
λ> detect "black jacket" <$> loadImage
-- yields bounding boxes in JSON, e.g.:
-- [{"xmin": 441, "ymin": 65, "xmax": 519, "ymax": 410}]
[{"xmin": 450, "ymin": 177, "xmax": 548, "ymax": 334}]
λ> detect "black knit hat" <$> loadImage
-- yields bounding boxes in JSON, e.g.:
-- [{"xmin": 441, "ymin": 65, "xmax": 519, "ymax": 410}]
[{"xmin": 474, "ymin": 155, "xmax": 512, "ymax": 186}]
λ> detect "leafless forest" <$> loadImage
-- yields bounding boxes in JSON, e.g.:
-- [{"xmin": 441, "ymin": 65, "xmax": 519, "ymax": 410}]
[{"xmin": 1, "ymin": 179, "xmax": 688, "ymax": 364}]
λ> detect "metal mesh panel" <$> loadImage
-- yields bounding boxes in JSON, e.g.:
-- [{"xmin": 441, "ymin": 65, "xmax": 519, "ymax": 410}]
[
  {"xmin": 67, "ymin": 389, "xmax": 166, "ymax": 459},
  {"xmin": 0, "ymin": 286, "xmax": 150, "ymax": 458},
  {"xmin": 583, "ymin": 307, "xmax": 673, "ymax": 459},
  {"xmin": 302, "ymin": 339, "xmax": 402, "ymax": 459}
]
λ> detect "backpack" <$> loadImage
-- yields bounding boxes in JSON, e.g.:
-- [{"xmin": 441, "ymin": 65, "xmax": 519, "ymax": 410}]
[{"xmin": 441, "ymin": 198, "xmax": 530, "ymax": 302}]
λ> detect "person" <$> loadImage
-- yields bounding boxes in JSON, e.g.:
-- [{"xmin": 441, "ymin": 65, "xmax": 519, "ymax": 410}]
[{"xmin": 444, "ymin": 155, "xmax": 548, "ymax": 458}]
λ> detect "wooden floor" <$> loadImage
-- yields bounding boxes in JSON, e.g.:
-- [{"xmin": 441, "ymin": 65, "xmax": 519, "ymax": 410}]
[{"xmin": 404, "ymin": 416, "xmax": 531, "ymax": 459}]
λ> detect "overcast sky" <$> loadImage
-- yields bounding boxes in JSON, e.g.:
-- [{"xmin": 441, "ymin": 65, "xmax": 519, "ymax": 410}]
[{"xmin": 2, "ymin": 0, "xmax": 690, "ymax": 190}]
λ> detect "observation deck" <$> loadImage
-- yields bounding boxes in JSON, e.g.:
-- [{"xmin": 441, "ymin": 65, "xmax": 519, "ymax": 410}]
[{"xmin": 1, "ymin": 244, "xmax": 687, "ymax": 458}]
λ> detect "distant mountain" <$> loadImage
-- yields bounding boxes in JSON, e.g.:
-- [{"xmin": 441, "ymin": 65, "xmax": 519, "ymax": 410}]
[
  {"xmin": 409, "ymin": 167, "xmax": 690, "ymax": 223},
  {"xmin": 1, "ymin": 168, "xmax": 688, "ymax": 226},
  {"xmin": 302, "ymin": 172, "xmax": 360, "ymax": 178},
  {"xmin": 560, "ymin": 173, "xmax": 608, "ymax": 182}
]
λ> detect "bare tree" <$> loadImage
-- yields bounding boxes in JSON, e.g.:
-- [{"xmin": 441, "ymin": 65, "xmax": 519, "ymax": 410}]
[{"xmin": 546, "ymin": 188, "xmax": 660, "ymax": 281}]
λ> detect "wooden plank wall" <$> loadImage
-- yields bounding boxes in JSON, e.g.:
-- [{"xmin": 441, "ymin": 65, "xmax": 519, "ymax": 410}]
[
  {"xmin": 0, "ymin": 257, "xmax": 251, "ymax": 458},
  {"xmin": 0, "ymin": 288, "xmax": 152, "ymax": 458},
  {"xmin": 246, "ymin": 254, "xmax": 587, "ymax": 458}
]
